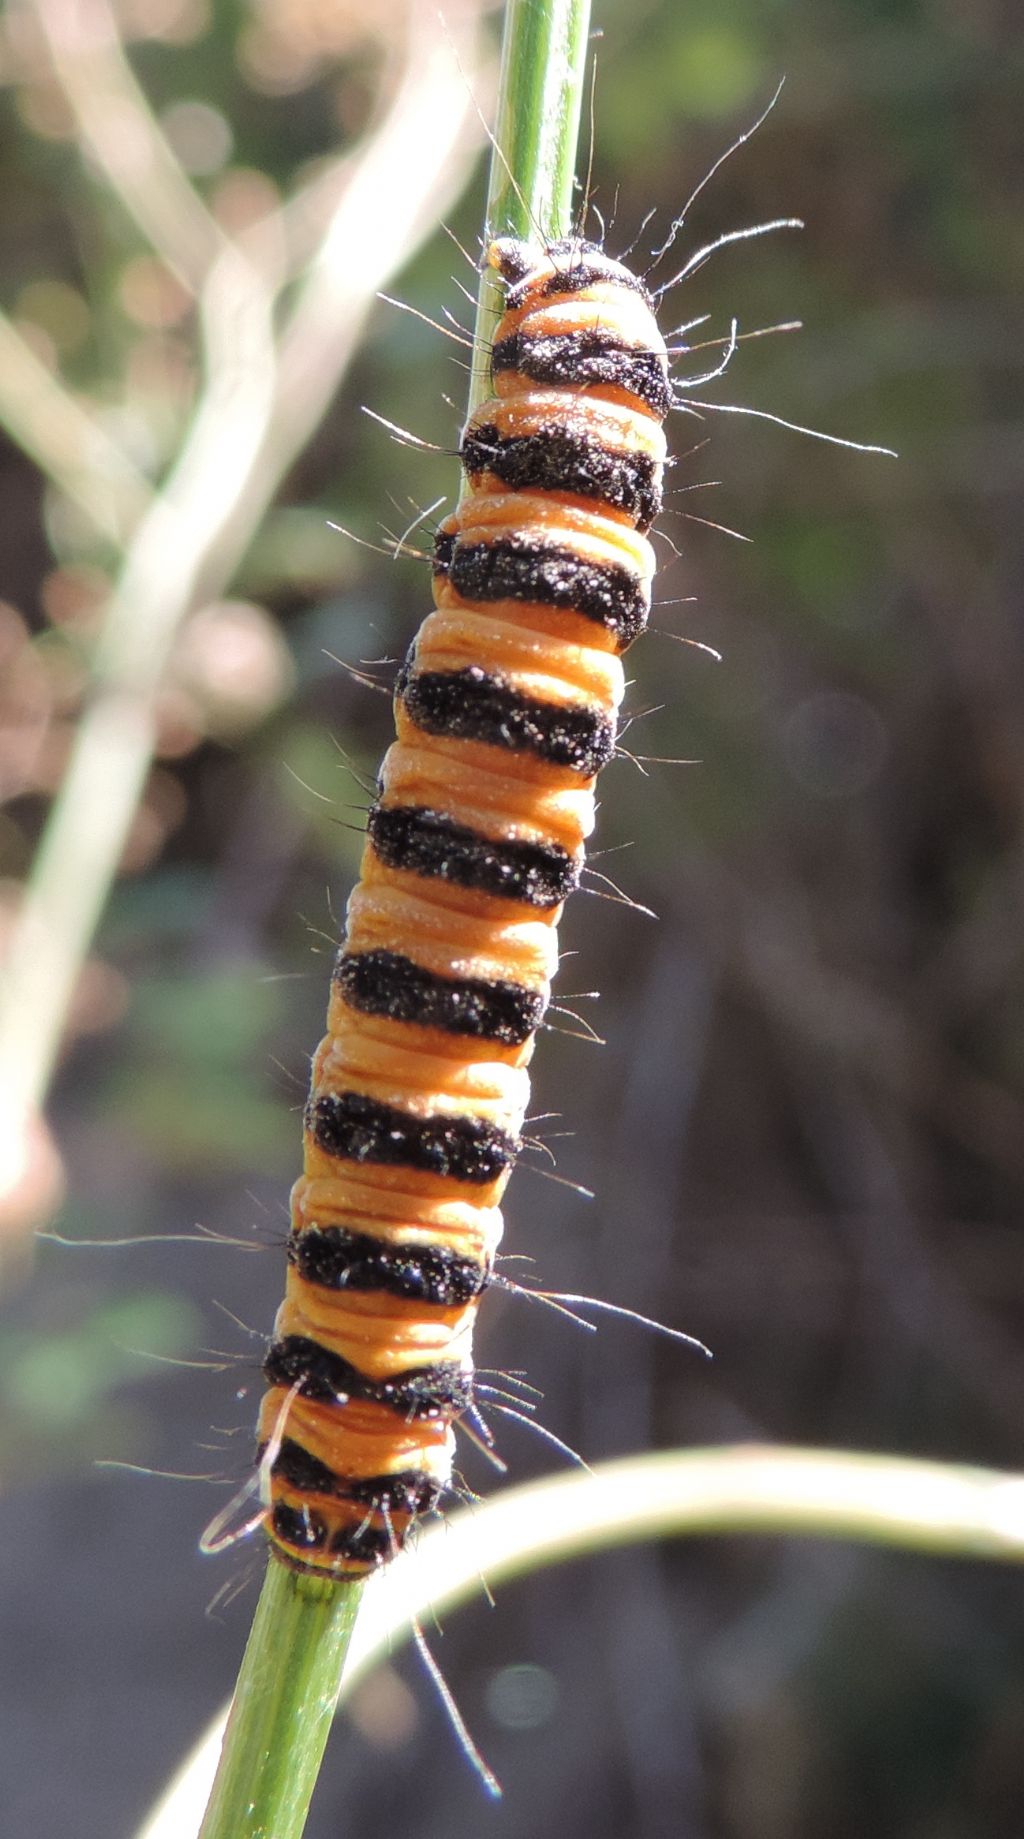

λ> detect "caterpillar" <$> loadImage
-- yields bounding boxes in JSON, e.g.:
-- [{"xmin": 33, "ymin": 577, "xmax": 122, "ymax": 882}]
[{"xmin": 256, "ymin": 232, "xmax": 670, "ymax": 1577}]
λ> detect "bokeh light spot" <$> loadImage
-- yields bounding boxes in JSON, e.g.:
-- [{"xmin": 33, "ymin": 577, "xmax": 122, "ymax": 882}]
[{"xmin": 485, "ymin": 1662, "xmax": 560, "ymax": 1731}]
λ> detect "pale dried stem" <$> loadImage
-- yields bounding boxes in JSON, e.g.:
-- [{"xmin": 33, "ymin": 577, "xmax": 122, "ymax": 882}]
[
  {"xmin": 0, "ymin": 313, "xmax": 151, "ymax": 540},
  {"xmin": 0, "ymin": 0, "xmax": 488, "ymax": 1200},
  {"xmin": 32, "ymin": 0, "xmax": 226, "ymax": 292}
]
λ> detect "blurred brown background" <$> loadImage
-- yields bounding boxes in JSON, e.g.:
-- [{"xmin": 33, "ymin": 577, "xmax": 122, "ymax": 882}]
[{"xmin": 1, "ymin": 0, "xmax": 1022, "ymax": 1833}]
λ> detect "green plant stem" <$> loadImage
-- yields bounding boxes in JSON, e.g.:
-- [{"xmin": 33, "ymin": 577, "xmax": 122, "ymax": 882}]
[
  {"xmin": 466, "ymin": 0, "xmax": 593, "ymax": 414},
  {"xmin": 197, "ymin": 1564, "xmax": 362, "ymax": 1839},
  {"xmin": 196, "ymin": 6, "xmax": 592, "ymax": 1838}
]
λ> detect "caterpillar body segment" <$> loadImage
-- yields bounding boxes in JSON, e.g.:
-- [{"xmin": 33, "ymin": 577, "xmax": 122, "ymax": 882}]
[{"xmin": 260, "ymin": 237, "xmax": 670, "ymax": 1575}]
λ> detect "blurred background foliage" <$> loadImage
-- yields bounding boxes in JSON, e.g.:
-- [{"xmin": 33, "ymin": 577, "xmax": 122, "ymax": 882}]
[{"xmin": 0, "ymin": 0, "xmax": 1022, "ymax": 1834}]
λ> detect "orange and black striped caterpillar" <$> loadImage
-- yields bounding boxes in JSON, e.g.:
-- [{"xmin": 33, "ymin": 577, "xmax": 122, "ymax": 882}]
[{"xmin": 257, "ymin": 232, "xmax": 670, "ymax": 1576}]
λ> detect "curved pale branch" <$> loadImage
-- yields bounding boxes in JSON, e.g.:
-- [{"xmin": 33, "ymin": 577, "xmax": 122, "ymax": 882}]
[
  {"xmin": 0, "ymin": 310, "xmax": 151, "ymax": 539},
  {"xmin": 32, "ymin": 0, "xmax": 226, "ymax": 292},
  {"xmin": 137, "ymin": 1442, "xmax": 1024, "ymax": 1839}
]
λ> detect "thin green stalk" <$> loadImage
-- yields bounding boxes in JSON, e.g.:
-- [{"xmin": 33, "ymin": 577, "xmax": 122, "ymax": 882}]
[
  {"xmin": 467, "ymin": 0, "xmax": 593, "ymax": 413},
  {"xmin": 197, "ymin": 5, "xmax": 592, "ymax": 1836},
  {"xmin": 197, "ymin": 1564, "xmax": 362, "ymax": 1839}
]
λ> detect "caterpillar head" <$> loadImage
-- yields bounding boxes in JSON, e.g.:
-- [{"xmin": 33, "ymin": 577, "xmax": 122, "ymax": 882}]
[
  {"xmin": 486, "ymin": 235, "xmax": 652, "ymax": 306},
  {"xmin": 486, "ymin": 236, "xmax": 542, "ymax": 284}
]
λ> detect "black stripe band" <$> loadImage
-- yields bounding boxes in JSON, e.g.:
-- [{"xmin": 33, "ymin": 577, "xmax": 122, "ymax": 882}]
[
  {"xmin": 270, "ymin": 1501, "xmax": 330, "ymax": 1556},
  {"xmin": 436, "ymin": 537, "xmax": 648, "ymax": 648},
  {"xmin": 335, "ymin": 949, "xmax": 545, "ymax": 1047},
  {"xmin": 400, "ymin": 665, "xmax": 615, "ymax": 775},
  {"xmin": 433, "ymin": 527, "xmax": 456, "ymax": 578},
  {"xmin": 268, "ymin": 1437, "xmax": 443, "ymax": 1513},
  {"xmin": 307, "ymin": 1090, "xmax": 519, "ymax": 1184},
  {"xmin": 462, "ymin": 423, "xmax": 661, "ymax": 532},
  {"xmin": 264, "ymin": 1332, "xmax": 473, "ymax": 1417},
  {"xmin": 288, "ymin": 1221, "xmax": 488, "ymax": 1306},
  {"xmin": 491, "ymin": 329, "xmax": 671, "ymax": 419},
  {"xmin": 368, "ymin": 804, "xmax": 579, "ymax": 906},
  {"xmin": 270, "ymin": 1502, "xmax": 394, "ymax": 1567}
]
